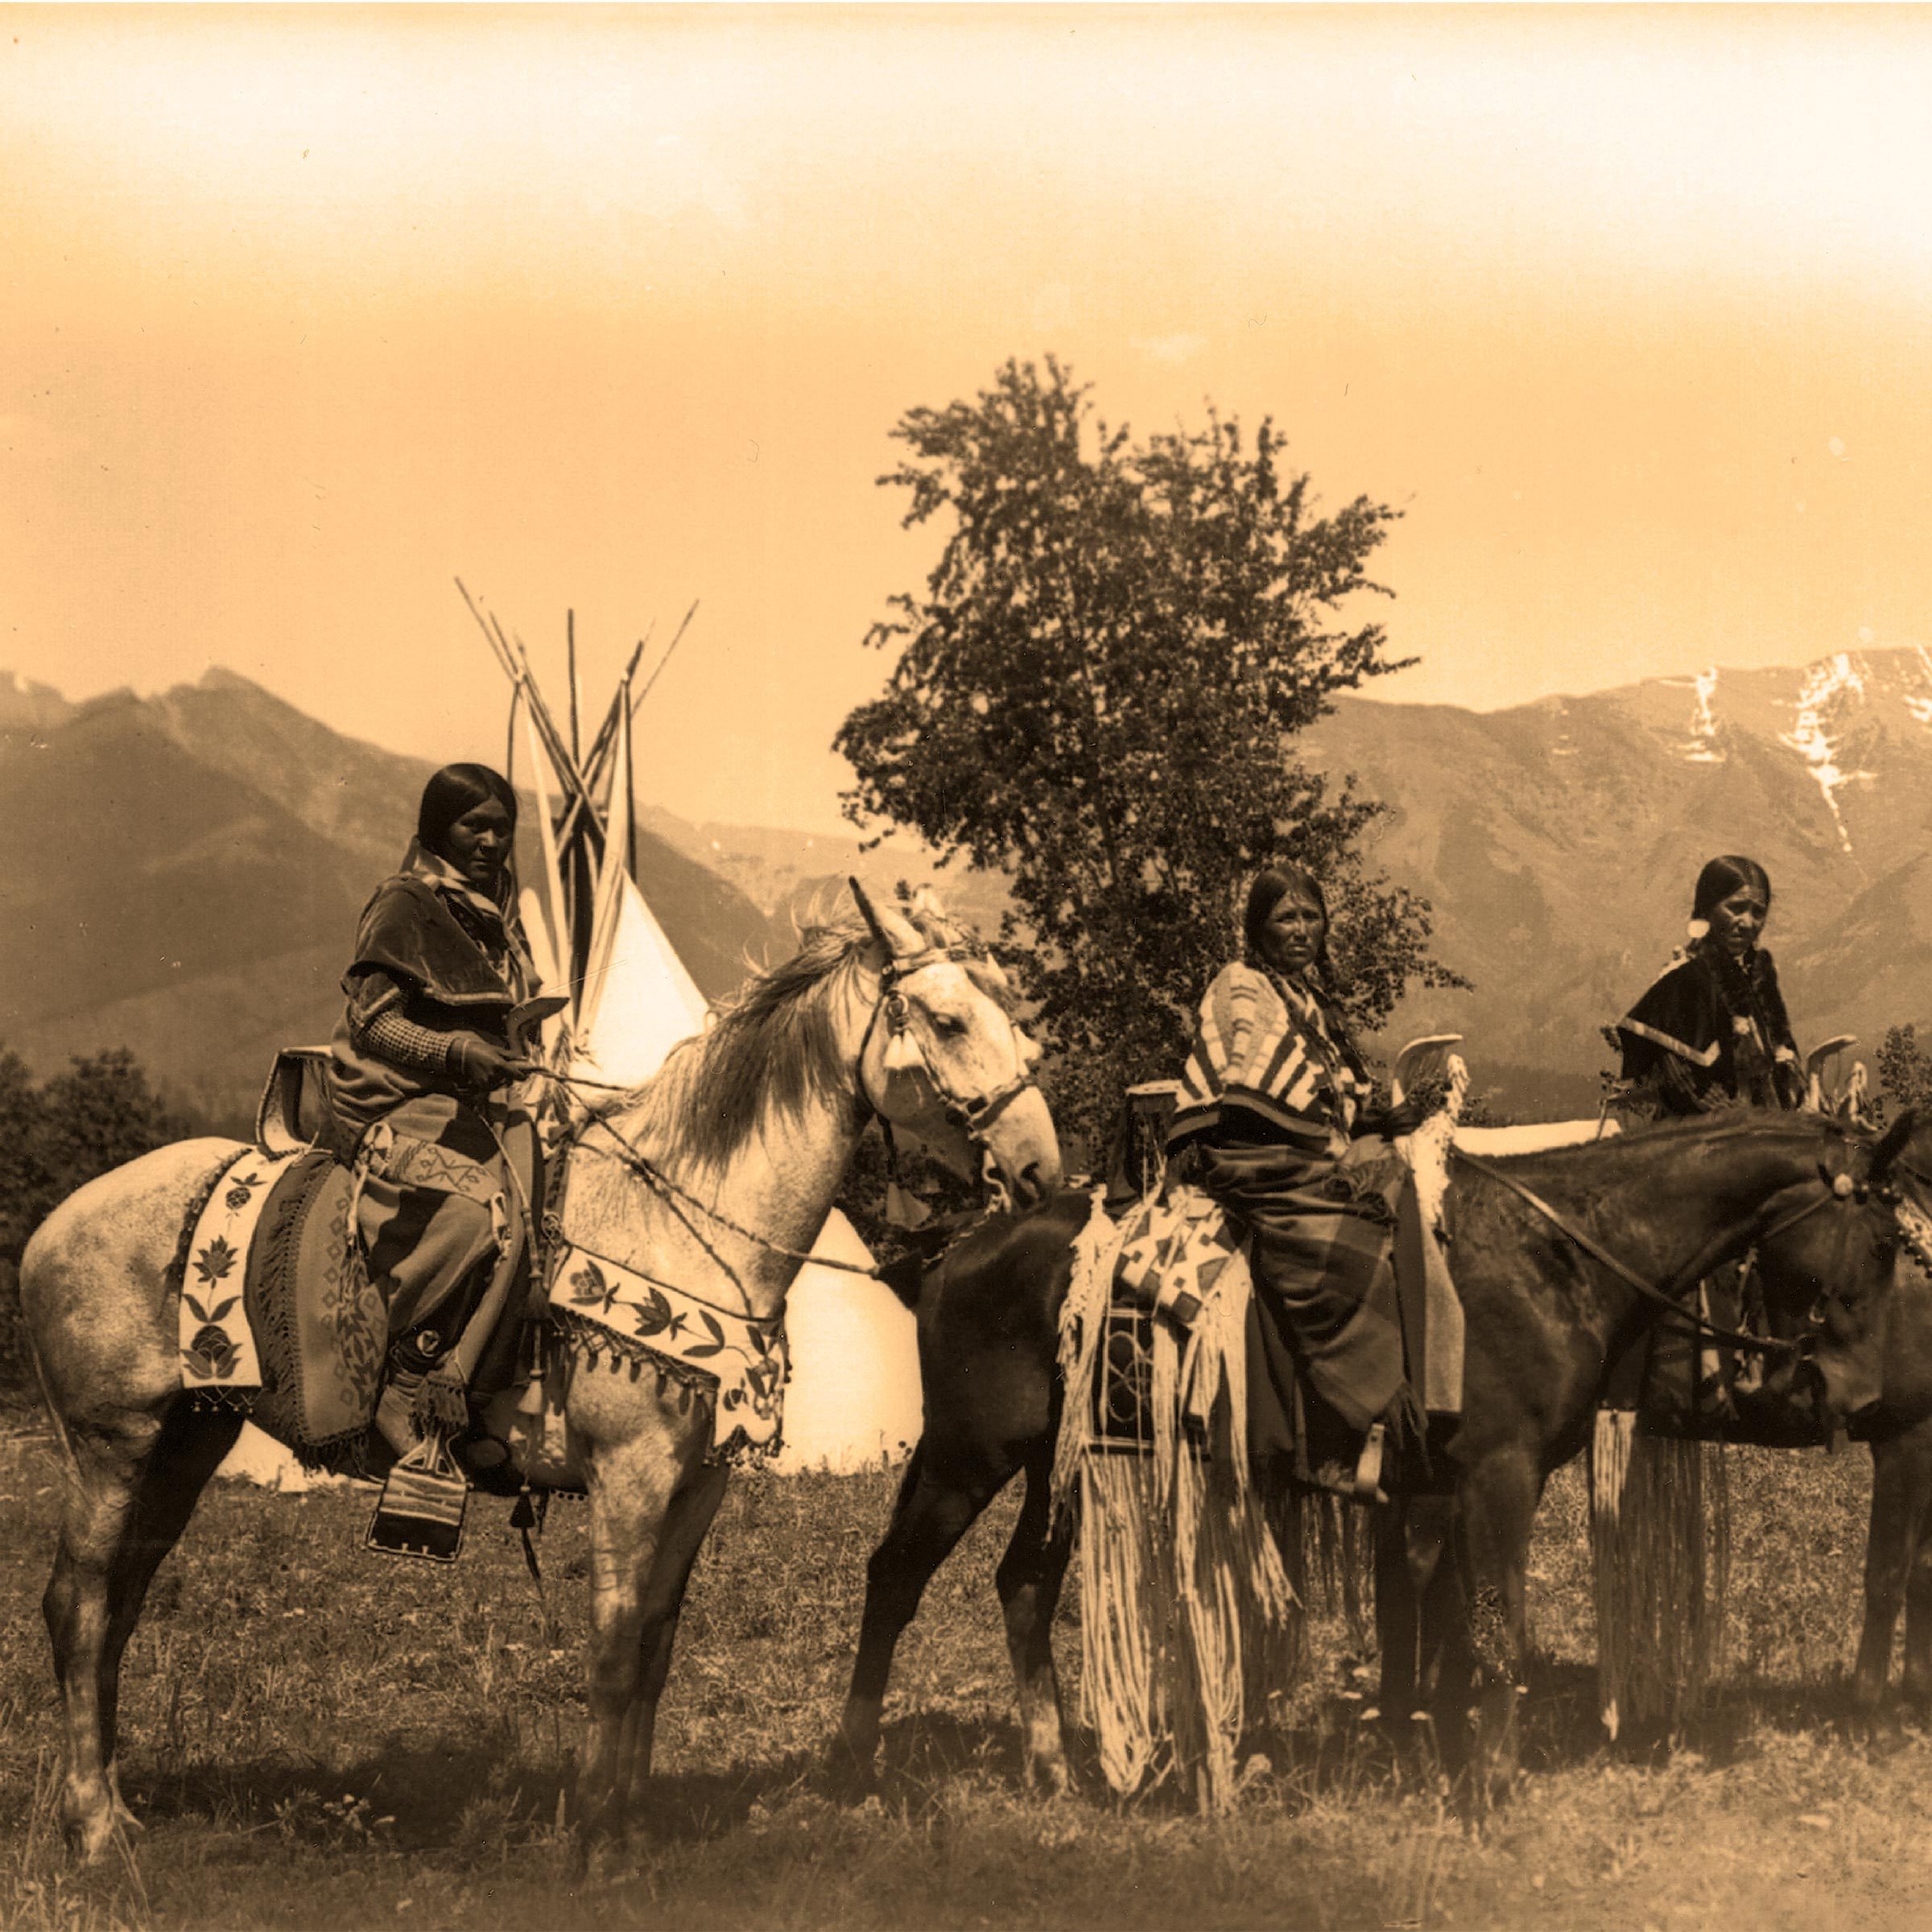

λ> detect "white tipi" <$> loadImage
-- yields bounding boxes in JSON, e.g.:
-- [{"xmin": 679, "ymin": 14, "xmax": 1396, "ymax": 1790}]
[{"xmin": 489, "ymin": 601, "xmax": 919, "ymax": 1475}]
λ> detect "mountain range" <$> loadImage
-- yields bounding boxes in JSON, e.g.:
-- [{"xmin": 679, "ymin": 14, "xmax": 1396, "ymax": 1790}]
[
  {"xmin": 0, "ymin": 670, "xmax": 781, "ymax": 1124},
  {"xmin": 4, "ymin": 646, "xmax": 1930, "ymax": 1125},
  {"xmin": 1300, "ymin": 646, "xmax": 1932, "ymax": 1104}
]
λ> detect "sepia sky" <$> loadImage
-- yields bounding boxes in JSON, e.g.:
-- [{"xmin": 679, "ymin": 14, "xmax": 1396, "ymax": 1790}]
[{"xmin": 6, "ymin": 5, "xmax": 1932, "ymax": 835}]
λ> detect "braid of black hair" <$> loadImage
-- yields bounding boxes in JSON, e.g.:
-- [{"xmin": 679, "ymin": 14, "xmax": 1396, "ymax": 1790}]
[
  {"xmin": 1695, "ymin": 937, "xmax": 1783, "ymax": 1106},
  {"xmin": 1749, "ymin": 947, "xmax": 1794, "ymax": 1050}
]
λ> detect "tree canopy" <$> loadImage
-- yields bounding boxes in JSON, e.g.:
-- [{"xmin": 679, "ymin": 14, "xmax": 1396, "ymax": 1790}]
[{"xmin": 836, "ymin": 357, "xmax": 1461, "ymax": 1149}]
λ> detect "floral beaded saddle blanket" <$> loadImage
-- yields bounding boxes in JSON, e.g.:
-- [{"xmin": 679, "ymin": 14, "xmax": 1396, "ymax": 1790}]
[
  {"xmin": 175, "ymin": 1145, "xmax": 389, "ymax": 1466},
  {"xmin": 548, "ymin": 1241, "xmax": 791, "ymax": 1463}
]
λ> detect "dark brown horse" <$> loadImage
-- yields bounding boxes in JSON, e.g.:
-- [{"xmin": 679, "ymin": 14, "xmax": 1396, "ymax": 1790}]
[
  {"xmin": 833, "ymin": 1110, "xmax": 1914, "ymax": 1802},
  {"xmin": 1742, "ymin": 1133, "xmax": 1932, "ymax": 1712},
  {"xmin": 1835, "ymin": 1248, "xmax": 1932, "ymax": 1711}
]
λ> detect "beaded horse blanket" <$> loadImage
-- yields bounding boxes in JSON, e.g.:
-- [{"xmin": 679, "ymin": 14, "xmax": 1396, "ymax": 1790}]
[
  {"xmin": 550, "ymin": 1242, "xmax": 791, "ymax": 1463},
  {"xmin": 177, "ymin": 1146, "xmax": 389, "ymax": 1468}
]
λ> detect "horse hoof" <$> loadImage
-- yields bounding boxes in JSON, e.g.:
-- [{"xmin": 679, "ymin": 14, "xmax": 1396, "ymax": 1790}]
[
  {"xmin": 1023, "ymin": 1754, "xmax": 1072, "ymax": 1799},
  {"xmin": 68, "ymin": 1813, "xmax": 122, "ymax": 1869}
]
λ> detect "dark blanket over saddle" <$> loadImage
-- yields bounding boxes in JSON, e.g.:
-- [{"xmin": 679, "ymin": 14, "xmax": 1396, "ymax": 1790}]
[
  {"xmin": 1095, "ymin": 1157, "xmax": 1439, "ymax": 1477},
  {"xmin": 242, "ymin": 1152, "xmax": 389, "ymax": 1469},
  {"xmin": 1198, "ymin": 1137, "xmax": 1412, "ymax": 1439}
]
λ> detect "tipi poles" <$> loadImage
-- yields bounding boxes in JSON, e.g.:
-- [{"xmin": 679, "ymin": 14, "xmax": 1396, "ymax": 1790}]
[{"xmin": 567, "ymin": 608, "xmax": 581, "ymax": 766}]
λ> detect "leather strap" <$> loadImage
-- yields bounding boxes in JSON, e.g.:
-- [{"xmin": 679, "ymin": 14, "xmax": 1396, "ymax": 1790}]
[{"xmin": 1450, "ymin": 1148, "xmax": 1805, "ymax": 1359}]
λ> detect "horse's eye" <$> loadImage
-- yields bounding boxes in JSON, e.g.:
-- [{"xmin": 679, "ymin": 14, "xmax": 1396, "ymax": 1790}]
[{"xmin": 931, "ymin": 1013, "xmax": 968, "ymax": 1038}]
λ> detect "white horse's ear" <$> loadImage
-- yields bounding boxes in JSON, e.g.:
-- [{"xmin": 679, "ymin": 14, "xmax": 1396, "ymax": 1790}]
[
  {"xmin": 849, "ymin": 876, "xmax": 889, "ymax": 945},
  {"xmin": 848, "ymin": 876, "xmax": 922, "ymax": 958}
]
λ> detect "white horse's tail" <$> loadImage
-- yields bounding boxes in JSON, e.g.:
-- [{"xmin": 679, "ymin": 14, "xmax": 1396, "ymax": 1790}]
[{"xmin": 25, "ymin": 1320, "xmax": 80, "ymax": 1477}]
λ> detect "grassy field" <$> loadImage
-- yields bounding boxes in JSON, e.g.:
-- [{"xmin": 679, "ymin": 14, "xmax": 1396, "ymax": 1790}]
[{"xmin": 4, "ymin": 1419, "xmax": 1931, "ymax": 1932}]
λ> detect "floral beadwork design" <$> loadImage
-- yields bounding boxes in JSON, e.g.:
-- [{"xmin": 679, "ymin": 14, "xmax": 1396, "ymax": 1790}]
[
  {"xmin": 550, "ymin": 1241, "xmax": 791, "ymax": 1458},
  {"xmin": 181, "ymin": 1292, "xmax": 242, "ymax": 1380},
  {"xmin": 193, "ymin": 1234, "xmax": 239, "ymax": 1287}
]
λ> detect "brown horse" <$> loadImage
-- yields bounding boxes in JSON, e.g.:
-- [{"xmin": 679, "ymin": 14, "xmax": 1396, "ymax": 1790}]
[
  {"xmin": 833, "ymin": 1110, "xmax": 1913, "ymax": 1803},
  {"xmin": 1736, "ymin": 1131, "xmax": 1932, "ymax": 1712},
  {"xmin": 21, "ymin": 886, "xmax": 1062, "ymax": 1863}
]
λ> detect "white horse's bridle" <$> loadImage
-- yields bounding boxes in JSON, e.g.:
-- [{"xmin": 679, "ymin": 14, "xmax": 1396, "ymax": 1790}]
[{"xmin": 855, "ymin": 943, "xmax": 1041, "ymax": 1157}]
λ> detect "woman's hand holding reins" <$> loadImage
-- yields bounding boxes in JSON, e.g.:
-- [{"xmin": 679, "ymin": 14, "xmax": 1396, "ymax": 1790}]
[{"xmin": 448, "ymin": 1034, "xmax": 538, "ymax": 1091}]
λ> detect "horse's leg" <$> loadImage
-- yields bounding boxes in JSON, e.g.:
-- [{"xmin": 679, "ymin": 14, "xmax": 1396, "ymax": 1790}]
[
  {"xmin": 42, "ymin": 1393, "xmax": 237, "ymax": 1864},
  {"xmin": 1455, "ymin": 1448, "xmax": 1540, "ymax": 1816},
  {"xmin": 1854, "ymin": 1433, "xmax": 1925, "ymax": 1712},
  {"xmin": 1896, "ymin": 1435, "xmax": 1932, "ymax": 1711},
  {"xmin": 1378, "ymin": 1494, "xmax": 1463, "ymax": 1781},
  {"xmin": 1375, "ymin": 1497, "xmax": 1422, "ymax": 1722},
  {"xmin": 833, "ymin": 1441, "xmax": 1006, "ymax": 1781},
  {"xmin": 576, "ymin": 1422, "xmax": 719, "ymax": 1847},
  {"xmin": 616, "ymin": 1460, "xmax": 731, "ymax": 1827},
  {"xmin": 995, "ymin": 1450, "xmax": 1074, "ymax": 1794},
  {"xmin": 97, "ymin": 1403, "xmax": 244, "ymax": 1829},
  {"xmin": 43, "ymin": 1420, "xmax": 148, "ymax": 1864},
  {"xmin": 1377, "ymin": 1496, "xmax": 1457, "ymax": 1715}
]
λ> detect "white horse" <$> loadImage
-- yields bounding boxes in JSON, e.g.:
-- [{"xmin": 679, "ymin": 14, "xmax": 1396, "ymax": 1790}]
[{"xmin": 23, "ymin": 882, "xmax": 1062, "ymax": 1860}]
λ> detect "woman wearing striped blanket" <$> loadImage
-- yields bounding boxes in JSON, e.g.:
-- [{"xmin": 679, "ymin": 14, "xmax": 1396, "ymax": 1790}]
[{"xmin": 1165, "ymin": 864, "xmax": 1423, "ymax": 1494}]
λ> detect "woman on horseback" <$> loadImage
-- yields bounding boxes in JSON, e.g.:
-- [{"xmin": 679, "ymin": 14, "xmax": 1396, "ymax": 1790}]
[
  {"xmin": 324, "ymin": 762, "xmax": 543, "ymax": 1466},
  {"xmin": 1615, "ymin": 853, "xmax": 1803, "ymax": 1117},
  {"xmin": 1610, "ymin": 853, "xmax": 1806, "ymax": 1429},
  {"xmin": 1166, "ymin": 863, "xmax": 1422, "ymax": 1496}
]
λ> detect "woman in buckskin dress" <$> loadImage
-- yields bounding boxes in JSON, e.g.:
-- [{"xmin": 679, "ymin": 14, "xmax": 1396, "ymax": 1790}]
[
  {"xmin": 1166, "ymin": 863, "xmax": 1423, "ymax": 1496},
  {"xmin": 324, "ymin": 762, "xmax": 541, "ymax": 1465}
]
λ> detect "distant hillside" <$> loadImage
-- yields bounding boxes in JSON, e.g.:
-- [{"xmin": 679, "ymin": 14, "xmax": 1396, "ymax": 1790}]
[
  {"xmin": 0, "ymin": 671, "xmax": 76, "ymax": 745},
  {"xmin": 0, "ymin": 670, "xmax": 781, "ymax": 1121},
  {"xmin": 640, "ymin": 805, "xmax": 1014, "ymax": 948},
  {"xmin": 11, "ymin": 645, "xmax": 1929, "ymax": 1128},
  {"xmin": 660, "ymin": 646, "xmax": 1932, "ymax": 1115},
  {"xmin": 1302, "ymin": 647, "xmax": 1932, "ymax": 1096}
]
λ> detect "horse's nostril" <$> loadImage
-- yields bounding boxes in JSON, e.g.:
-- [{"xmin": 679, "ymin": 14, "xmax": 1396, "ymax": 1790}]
[{"xmin": 1013, "ymin": 1161, "xmax": 1045, "ymax": 1206}]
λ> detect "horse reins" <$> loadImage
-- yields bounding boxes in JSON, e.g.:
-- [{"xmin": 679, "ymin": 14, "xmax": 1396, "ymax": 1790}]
[
  {"xmin": 1447, "ymin": 1147, "xmax": 1876, "ymax": 1359},
  {"xmin": 539, "ymin": 1073, "xmax": 883, "ymax": 1278}
]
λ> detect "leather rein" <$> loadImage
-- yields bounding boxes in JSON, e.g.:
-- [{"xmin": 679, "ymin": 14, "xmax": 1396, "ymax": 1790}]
[{"xmin": 1447, "ymin": 1147, "xmax": 1880, "ymax": 1360}]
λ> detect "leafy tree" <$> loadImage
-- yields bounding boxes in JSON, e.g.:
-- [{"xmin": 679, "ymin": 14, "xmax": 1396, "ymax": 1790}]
[
  {"xmin": 0, "ymin": 1048, "xmax": 48, "ymax": 1270},
  {"xmin": 32, "ymin": 1049, "xmax": 188, "ymax": 1212},
  {"xmin": 836, "ymin": 357, "xmax": 1462, "ymax": 1147},
  {"xmin": 1876, "ymin": 1025, "xmax": 1932, "ymax": 1124}
]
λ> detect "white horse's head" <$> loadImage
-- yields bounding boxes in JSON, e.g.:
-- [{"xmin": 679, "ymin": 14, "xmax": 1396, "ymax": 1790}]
[{"xmin": 849, "ymin": 879, "xmax": 1060, "ymax": 1206}]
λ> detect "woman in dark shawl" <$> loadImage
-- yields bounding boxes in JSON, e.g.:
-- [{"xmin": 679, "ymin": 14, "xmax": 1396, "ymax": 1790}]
[
  {"xmin": 1166, "ymin": 864, "xmax": 1422, "ymax": 1495},
  {"xmin": 1616, "ymin": 854, "xmax": 1803, "ymax": 1117},
  {"xmin": 324, "ymin": 762, "xmax": 543, "ymax": 1464},
  {"xmin": 1612, "ymin": 854, "xmax": 1805, "ymax": 1430}
]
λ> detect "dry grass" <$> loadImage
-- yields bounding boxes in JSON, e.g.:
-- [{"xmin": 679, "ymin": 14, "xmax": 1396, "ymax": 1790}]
[{"xmin": 2, "ymin": 1424, "xmax": 1929, "ymax": 1931}]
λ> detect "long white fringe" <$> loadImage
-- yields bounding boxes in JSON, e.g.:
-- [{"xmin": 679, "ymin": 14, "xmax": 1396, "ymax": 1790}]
[
  {"xmin": 1054, "ymin": 1190, "xmax": 1303, "ymax": 1810},
  {"xmin": 1589, "ymin": 1409, "xmax": 1731, "ymax": 1739}
]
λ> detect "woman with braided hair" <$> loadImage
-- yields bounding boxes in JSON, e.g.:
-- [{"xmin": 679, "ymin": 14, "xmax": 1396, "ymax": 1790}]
[
  {"xmin": 324, "ymin": 762, "xmax": 543, "ymax": 1466},
  {"xmin": 1611, "ymin": 855, "xmax": 1806, "ymax": 1433},
  {"xmin": 1616, "ymin": 854, "xmax": 1804, "ymax": 1117},
  {"xmin": 1166, "ymin": 863, "xmax": 1425, "ymax": 1496}
]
